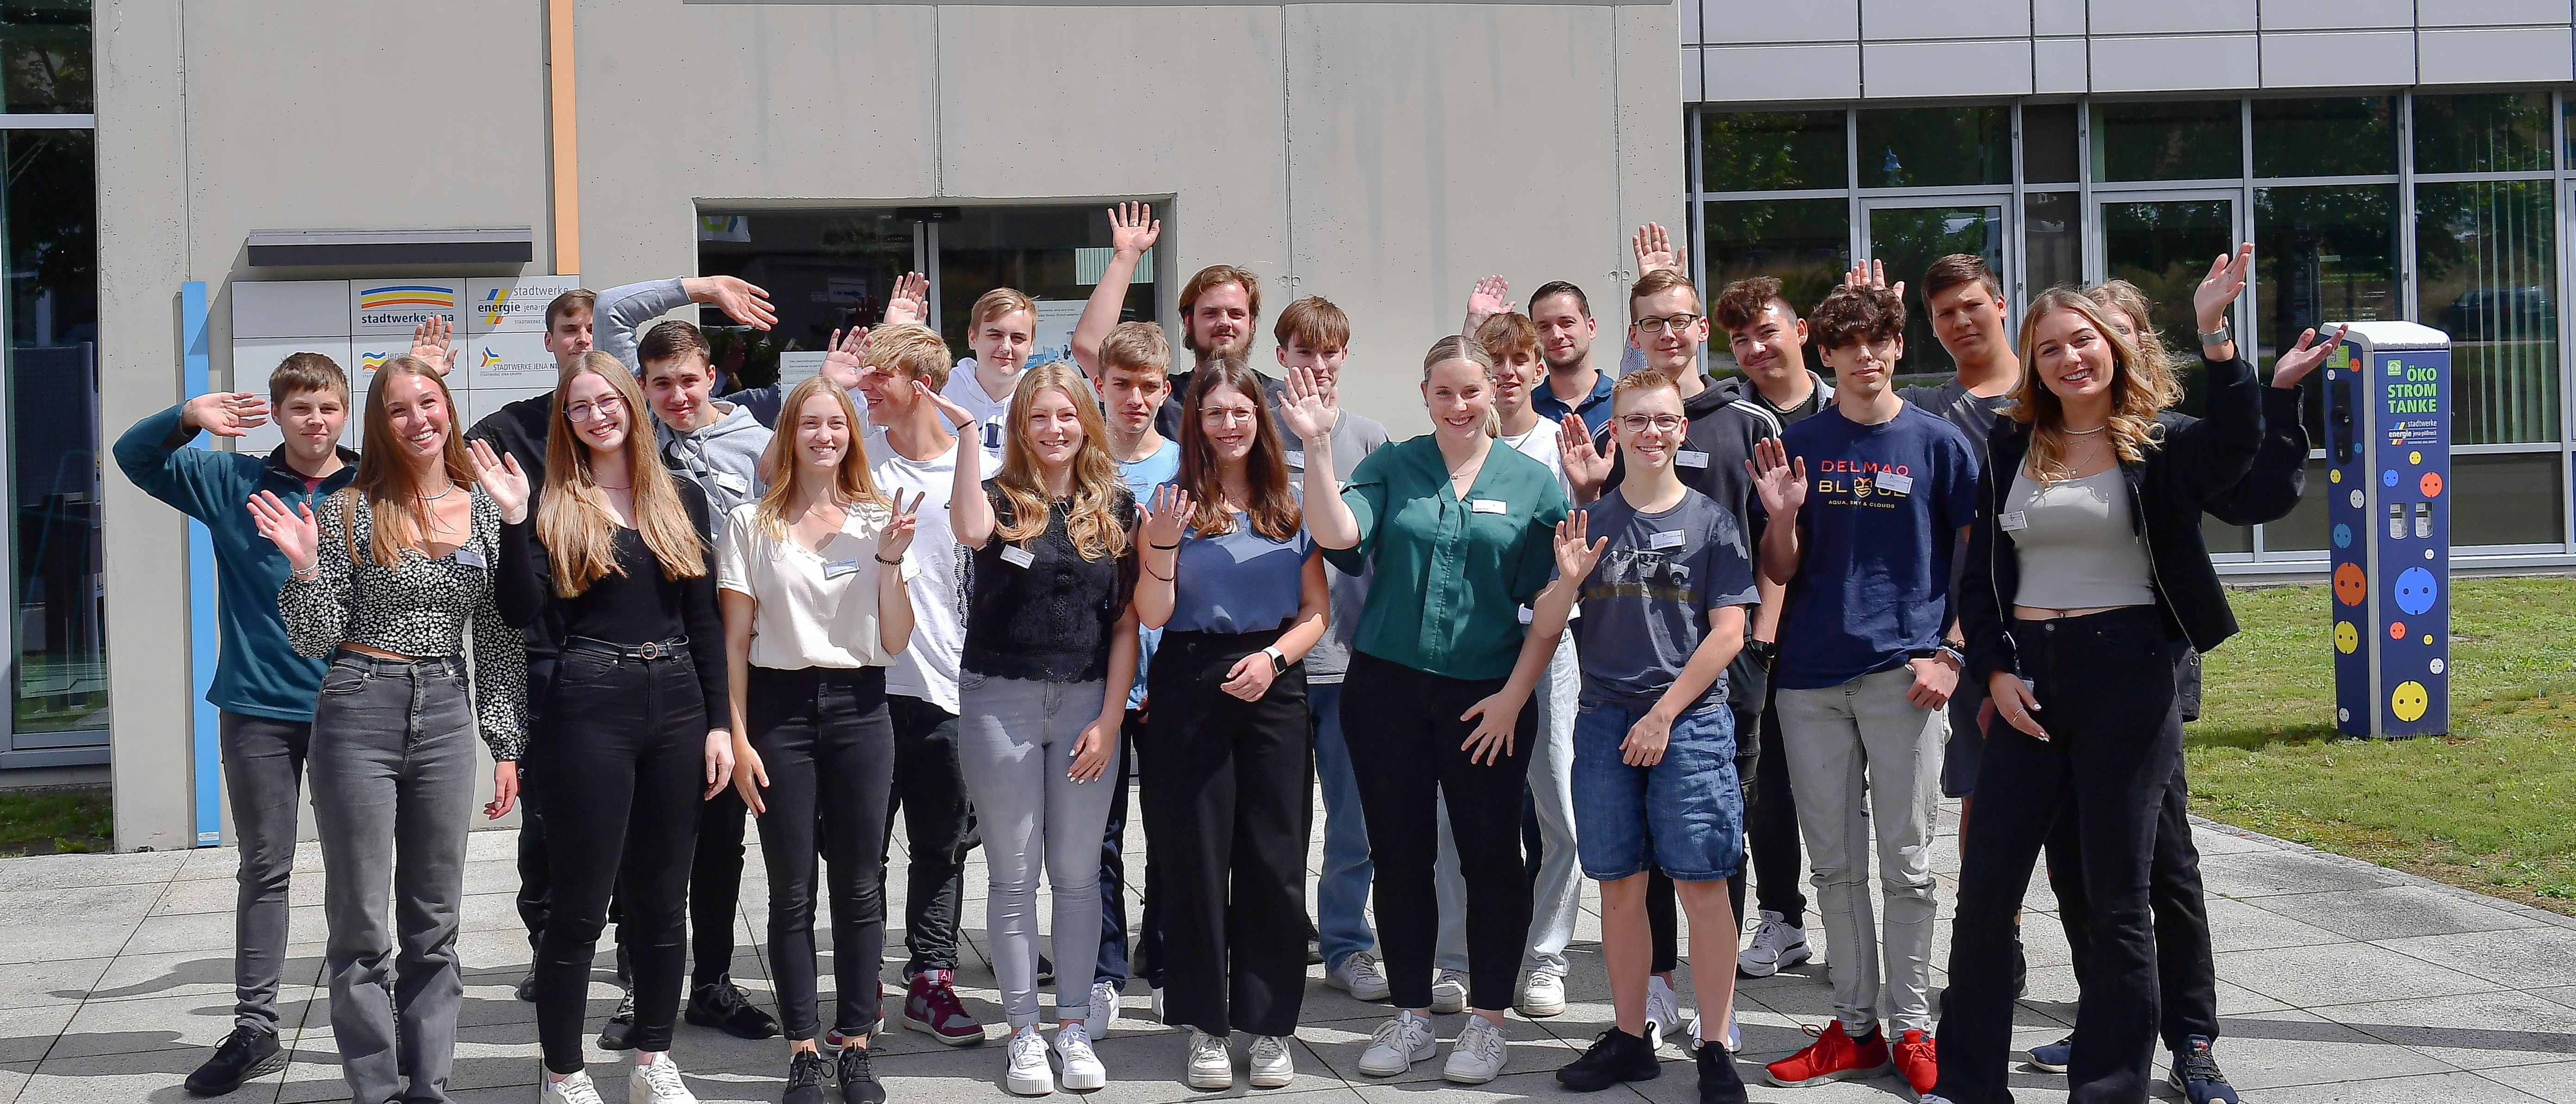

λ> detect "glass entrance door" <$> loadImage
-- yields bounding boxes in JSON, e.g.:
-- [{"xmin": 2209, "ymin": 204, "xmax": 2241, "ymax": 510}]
[
  {"xmin": 1860, "ymin": 201, "xmax": 2008, "ymax": 387},
  {"xmin": 2096, "ymin": 191, "xmax": 2244, "ymax": 550}
]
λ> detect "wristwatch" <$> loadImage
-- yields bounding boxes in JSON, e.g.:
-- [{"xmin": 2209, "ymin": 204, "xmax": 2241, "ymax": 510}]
[
  {"xmin": 1746, "ymin": 638, "xmax": 1778, "ymax": 663},
  {"xmin": 1909, "ymin": 645, "xmax": 1965, "ymax": 670},
  {"xmin": 2198, "ymin": 318, "xmax": 2233, "ymax": 346},
  {"xmin": 1262, "ymin": 646, "xmax": 1290, "ymax": 676}
]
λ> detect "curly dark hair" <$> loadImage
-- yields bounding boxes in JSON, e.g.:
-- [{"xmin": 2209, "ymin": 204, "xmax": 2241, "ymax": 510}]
[{"xmin": 1808, "ymin": 284, "xmax": 1905, "ymax": 351}]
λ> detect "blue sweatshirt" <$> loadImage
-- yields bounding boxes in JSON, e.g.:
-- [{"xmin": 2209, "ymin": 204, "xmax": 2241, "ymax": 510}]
[{"xmin": 114, "ymin": 404, "xmax": 360, "ymax": 722}]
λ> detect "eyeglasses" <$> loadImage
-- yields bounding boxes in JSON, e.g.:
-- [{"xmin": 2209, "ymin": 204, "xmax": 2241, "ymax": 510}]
[
  {"xmin": 1633, "ymin": 314, "xmax": 1703, "ymax": 335},
  {"xmin": 1618, "ymin": 414, "xmax": 1688, "ymax": 433},
  {"xmin": 565, "ymin": 395, "xmax": 626, "ymax": 424}
]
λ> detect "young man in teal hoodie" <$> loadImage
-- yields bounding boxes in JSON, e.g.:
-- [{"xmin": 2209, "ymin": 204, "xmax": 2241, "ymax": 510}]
[{"xmin": 114, "ymin": 352, "xmax": 359, "ymax": 1097}]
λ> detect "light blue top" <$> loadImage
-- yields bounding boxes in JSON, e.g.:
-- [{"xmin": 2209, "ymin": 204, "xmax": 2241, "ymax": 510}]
[
  {"xmin": 1167, "ymin": 506, "xmax": 1316, "ymax": 635},
  {"xmin": 1119, "ymin": 440, "xmax": 1183, "ymax": 709}
]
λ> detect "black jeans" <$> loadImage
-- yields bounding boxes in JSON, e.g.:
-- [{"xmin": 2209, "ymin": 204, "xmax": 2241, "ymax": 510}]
[
  {"xmin": 1344, "ymin": 651, "xmax": 1536, "ymax": 1013},
  {"xmin": 749, "ymin": 665, "xmax": 897, "ymax": 1042},
  {"xmin": 514, "ymin": 656, "xmax": 559, "ymax": 959},
  {"xmin": 692, "ymin": 784, "xmax": 750, "ymax": 989},
  {"xmin": 1096, "ymin": 710, "xmax": 1153, "ymax": 989},
  {"xmin": 2046, "ymin": 732, "xmax": 2220, "ymax": 1051},
  {"xmin": 531, "ymin": 649, "xmax": 707, "ymax": 1073},
  {"xmin": 1934, "ymin": 607, "xmax": 2177, "ymax": 1104},
  {"xmin": 882, "ymin": 693, "xmax": 973, "ymax": 976},
  {"xmin": 1744, "ymin": 668, "xmax": 1806, "ymax": 928},
  {"xmin": 1143, "ymin": 630, "xmax": 1314, "ymax": 1037}
]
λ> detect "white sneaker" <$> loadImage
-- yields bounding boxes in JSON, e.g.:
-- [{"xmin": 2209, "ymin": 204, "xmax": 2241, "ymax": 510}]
[
  {"xmin": 1248, "ymin": 1034, "xmax": 1295, "ymax": 1087},
  {"xmin": 1738, "ymin": 910, "xmax": 1812, "ymax": 977},
  {"xmin": 1326, "ymin": 951, "xmax": 1393, "ymax": 1001},
  {"xmin": 1186, "ymin": 1029, "xmax": 1233, "ymax": 1089},
  {"xmin": 1151, "ymin": 985, "xmax": 1166, "ymax": 1023},
  {"xmin": 1006, "ymin": 1025, "xmax": 1054, "ymax": 1096},
  {"xmin": 1430, "ymin": 969, "xmax": 1470, "ymax": 1014},
  {"xmin": 1358, "ymin": 1011, "xmax": 1438, "ymax": 1076},
  {"xmin": 1643, "ymin": 975, "xmax": 1683, "ymax": 1051},
  {"xmin": 1441, "ymin": 1015, "xmax": 1509, "ymax": 1085},
  {"xmin": 1054, "ymin": 1022, "xmax": 1106, "ymax": 1091},
  {"xmin": 542, "ymin": 1070, "xmax": 605, "ymax": 1104},
  {"xmin": 1516, "ymin": 972, "xmax": 1566, "ymax": 1017},
  {"xmin": 628, "ymin": 1053, "xmax": 696, "ymax": 1104},
  {"xmin": 1089, "ymin": 980, "xmax": 1122, "ymax": 1033}
]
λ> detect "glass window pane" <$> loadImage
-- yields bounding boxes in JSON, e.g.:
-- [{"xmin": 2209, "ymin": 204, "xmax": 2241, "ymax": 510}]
[
  {"xmin": 1701, "ymin": 110, "xmax": 1846, "ymax": 193},
  {"xmin": 4, "ymin": 129, "xmax": 104, "ymax": 735},
  {"xmin": 2204, "ymin": 517, "xmax": 2252, "ymax": 555},
  {"xmin": 1856, "ymin": 106, "xmax": 2008, "ymax": 188},
  {"xmin": 0, "ymin": 1, "xmax": 89, "ymax": 114},
  {"xmin": 2101, "ymin": 197, "xmax": 2236, "ymax": 415},
  {"xmin": 2255, "ymin": 183, "xmax": 2400, "ymax": 447},
  {"xmin": 2414, "ymin": 92, "xmax": 2552, "ymax": 175},
  {"xmin": 2025, "ymin": 191, "xmax": 2081, "ymax": 295},
  {"xmin": 2090, "ymin": 100, "xmax": 2242, "ymax": 182},
  {"xmin": 936, "ymin": 207, "xmax": 1155, "ymax": 361},
  {"xmin": 2416, "ymin": 180, "xmax": 2561, "ymax": 445},
  {"xmin": 2261, "ymin": 457, "xmax": 2334, "ymax": 555},
  {"xmin": 1700, "ymin": 199, "xmax": 1848, "ymax": 369},
  {"xmin": 1866, "ymin": 205, "xmax": 2002, "ymax": 382},
  {"xmin": 2023, "ymin": 104, "xmax": 2079, "ymax": 184},
  {"xmin": 697, "ymin": 210, "xmax": 917, "ymax": 391},
  {"xmin": 2252, "ymin": 97, "xmax": 2395, "ymax": 177},
  {"xmin": 2452, "ymin": 452, "xmax": 2566, "ymax": 548}
]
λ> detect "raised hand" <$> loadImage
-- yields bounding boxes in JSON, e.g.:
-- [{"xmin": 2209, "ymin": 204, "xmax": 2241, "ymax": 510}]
[
  {"xmin": 409, "ymin": 315, "xmax": 458, "ymax": 378},
  {"xmin": 699, "ymin": 275, "xmax": 779, "ymax": 331},
  {"xmin": 246, "ymin": 490, "xmax": 320, "ymax": 573},
  {"xmin": 1464, "ymin": 274, "xmax": 1516, "ymax": 337},
  {"xmin": 1278, "ymin": 365, "xmax": 1337, "ymax": 442},
  {"xmin": 880, "ymin": 490, "xmax": 924, "ymax": 560},
  {"xmin": 1843, "ymin": 259, "xmax": 1903, "ymax": 301},
  {"xmin": 1140, "ymin": 483, "xmax": 1194, "ymax": 549},
  {"xmin": 181, "ymin": 391, "xmax": 271, "ymax": 437},
  {"xmin": 1109, "ymin": 201, "xmax": 1160, "ymax": 256},
  {"xmin": 821, "ymin": 325, "xmax": 871, "ymax": 389},
  {"xmin": 2270, "ymin": 324, "xmax": 2345, "ymax": 389},
  {"xmin": 468, "ymin": 439, "xmax": 530, "ymax": 524},
  {"xmin": 917, "ymin": 380, "xmax": 978, "ymax": 434},
  {"xmin": 884, "ymin": 271, "xmax": 929, "ymax": 326},
  {"xmin": 1747, "ymin": 437, "xmax": 1808, "ymax": 518},
  {"xmin": 1633, "ymin": 222, "xmax": 1686, "ymax": 277},
  {"xmin": 1553, "ymin": 509, "xmax": 1609, "ymax": 585},
  {"xmin": 2193, "ymin": 243, "xmax": 2254, "ymax": 334},
  {"xmin": 1558, "ymin": 413, "xmax": 1611, "ymax": 499}
]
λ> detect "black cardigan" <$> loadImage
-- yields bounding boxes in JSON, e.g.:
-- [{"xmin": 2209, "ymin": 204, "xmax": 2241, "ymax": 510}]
[{"xmin": 1960, "ymin": 353, "xmax": 2264, "ymax": 686}]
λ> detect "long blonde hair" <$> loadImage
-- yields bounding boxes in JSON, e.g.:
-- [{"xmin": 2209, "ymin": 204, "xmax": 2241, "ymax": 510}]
[
  {"xmin": 536, "ymin": 351, "xmax": 707, "ymax": 596},
  {"xmin": 344, "ymin": 355, "xmax": 476, "ymax": 567},
  {"xmin": 993, "ymin": 362, "xmax": 1130, "ymax": 560},
  {"xmin": 2083, "ymin": 279, "xmax": 2176, "ymax": 387},
  {"xmin": 2010, "ymin": 289, "xmax": 2182, "ymax": 482},
  {"xmin": 752, "ymin": 376, "xmax": 888, "ymax": 540}
]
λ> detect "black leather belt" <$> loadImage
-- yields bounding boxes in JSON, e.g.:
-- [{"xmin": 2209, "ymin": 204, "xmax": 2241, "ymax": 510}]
[{"xmin": 563, "ymin": 636, "xmax": 691, "ymax": 661}]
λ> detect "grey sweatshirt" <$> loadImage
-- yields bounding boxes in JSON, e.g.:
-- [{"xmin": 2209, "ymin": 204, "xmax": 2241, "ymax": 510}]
[
  {"xmin": 657, "ymin": 402, "xmax": 772, "ymax": 542},
  {"xmin": 597, "ymin": 278, "xmax": 694, "ymax": 371}
]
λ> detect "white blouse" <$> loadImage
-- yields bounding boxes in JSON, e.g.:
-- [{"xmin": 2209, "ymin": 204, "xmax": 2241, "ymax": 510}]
[{"xmin": 718, "ymin": 500, "xmax": 921, "ymax": 670}]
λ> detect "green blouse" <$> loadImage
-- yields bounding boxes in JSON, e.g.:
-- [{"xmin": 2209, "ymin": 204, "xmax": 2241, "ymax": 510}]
[{"xmin": 1324, "ymin": 435, "xmax": 1570, "ymax": 681}]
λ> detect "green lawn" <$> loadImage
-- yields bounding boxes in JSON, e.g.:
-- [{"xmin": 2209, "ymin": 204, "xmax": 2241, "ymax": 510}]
[
  {"xmin": 0, "ymin": 786, "xmax": 112, "ymax": 857},
  {"xmin": 2187, "ymin": 575, "xmax": 2576, "ymax": 911}
]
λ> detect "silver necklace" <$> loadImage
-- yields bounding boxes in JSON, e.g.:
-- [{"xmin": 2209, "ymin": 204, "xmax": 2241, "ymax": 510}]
[
  {"xmin": 2064, "ymin": 423, "xmax": 2108, "ymax": 436},
  {"xmin": 418, "ymin": 483, "xmax": 455, "ymax": 501}
]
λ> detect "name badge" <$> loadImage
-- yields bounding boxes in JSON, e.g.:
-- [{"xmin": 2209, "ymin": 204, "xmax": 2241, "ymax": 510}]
[
  {"xmin": 1875, "ymin": 471, "xmax": 1914, "ymax": 496},
  {"xmin": 823, "ymin": 558, "xmax": 864, "ymax": 580},
  {"xmin": 714, "ymin": 471, "xmax": 750, "ymax": 494},
  {"xmin": 452, "ymin": 546, "xmax": 487, "ymax": 569},
  {"xmin": 1470, "ymin": 499, "xmax": 1507, "ymax": 514},
  {"xmin": 1517, "ymin": 605, "xmax": 1535, "ymax": 625},
  {"xmin": 999, "ymin": 545, "xmax": 1035, "ymax": 568},
  {"xmin": 1999, "ymin": 511, "xmax": 2028, "ymax": 532},
  {"xmin": 1285, "ymin": 449, "xmax": 1305, "ymax": 469},
  {"xmin": 1649, "ymin": 530, "xmax": 1686, "ymax": 550},
  {"xmin": 1675, "ymin": 450, "xmax": 1710, "ymax": 468}
]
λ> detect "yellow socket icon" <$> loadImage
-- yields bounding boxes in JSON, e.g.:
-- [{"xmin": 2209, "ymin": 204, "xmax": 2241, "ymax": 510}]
[
  {"xmin": 2334, "ymin": 622, "xmax": 2358, "ymax": 653},
  {"xmin": 2391, "ymin": 680, "xmax": 2430, "ymax": 723}
]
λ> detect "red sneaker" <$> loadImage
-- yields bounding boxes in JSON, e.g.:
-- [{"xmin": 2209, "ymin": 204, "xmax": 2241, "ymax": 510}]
[
  {"xmin": 903, "ymin": 969, "xmax": 985, "ymax": 1046},
  {"xmin": 1893, "ymin": 1029, "xmax": 1938, "ymax": 1094},
  {"xmin": 1765, "ymin": 1021, "xmax": 1892, "ymax": 1087}
]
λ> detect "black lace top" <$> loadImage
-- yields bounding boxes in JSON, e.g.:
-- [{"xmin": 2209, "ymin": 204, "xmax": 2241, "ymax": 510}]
[
  {"xmin": 279, "ymin": 487, "xmax": 530, "ymax": 760},
  {"xmin": 960, "ymin": 481, "xmax": 1138, "ymax": 684}
]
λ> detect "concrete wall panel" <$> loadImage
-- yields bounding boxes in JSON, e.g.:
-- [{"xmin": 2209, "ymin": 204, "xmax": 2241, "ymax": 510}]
[
  {"xmin": 2088, "ymin": 0, "xmax": 2255, "ymax": 37},
  {"xmin": 2260, "ymin": 29, "xmax": 2417, "ymax": 88},
  {"xmin": 2089, "ymin": 33, "xmax": 2260, "ymax": 93},
  {"xmin": 1865, "ymin": 39, "xmax": 2033, "ymax": 98},
  {"xmin": 2419, "ymin": 0, "xmax": 2575, "ymax": 27},
  {"xmin": 1703, "ymin": 43, "xmax": 1862, "ymax": 102},
  {"xmin": 2034, "ymin": 0, "xmax": 2088, "ymax": 37},
  {"xmin": 1697, "ymin": 0, "xmax": 1854, "ymax": 44},
  {"xmin": 2259, "ymin": 0, "xmax": 2414, "ymax": 31},
  {"xmin": 2034, "ymin": 36, "xmax": 2090, "ymax": 93},
  {"xmin": 1863, "ymin": 0, "xmax": 2029, "ymax": 41},
  {"xmin": 2419, "ymin": 25, "xmax": 2575, "ymax": 84}
]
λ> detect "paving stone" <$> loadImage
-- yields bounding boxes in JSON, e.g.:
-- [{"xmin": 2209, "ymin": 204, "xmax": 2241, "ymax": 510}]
[
  {"xmin": 2252, "ymin": 883, "xmax": 2549, "ymax": 942},
  {"xmin": 2248, "ymin": 1068, "xmax": 2549, "ymax": 1102},
  {"xmin": 2196, "ymin": 1008, "xmax": 2456, "ymax": 1091},
  {"xmin": 2316, "ymin": 989, "xmax": 2576, "ymax": 1071},
  {"xmin": 2216, "ymin": 940, "xmax": 2501, "ymax": 1008},
  {"xmin": 2378, "ymin": 923, "xmax": 2576, "ymax": 995},
  {"xmin": 2198, "ymin": 847, "xmax": 2410, "ymax": 899}
]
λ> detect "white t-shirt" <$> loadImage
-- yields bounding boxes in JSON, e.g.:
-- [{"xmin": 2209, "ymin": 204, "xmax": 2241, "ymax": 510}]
[
  {"xmin": 717, "ymin": 500, "xmax": 920, "ymax": 671},
  {"xmin": 865, "ymin": 425, "xmax": 971, "ymax": 713},
  {"xmin": 1499, "ymin": 418, "xmax": 1574, "ymax": 504},
  {"xmin": 942, "ymin": 365, "xmax": 1015, "ymax": 472}
]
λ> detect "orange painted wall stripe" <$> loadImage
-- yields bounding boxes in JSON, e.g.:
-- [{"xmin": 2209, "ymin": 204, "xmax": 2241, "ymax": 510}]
[{"xmin": 547, "ymin": 0, "xmax": 579, "ymax": 275}]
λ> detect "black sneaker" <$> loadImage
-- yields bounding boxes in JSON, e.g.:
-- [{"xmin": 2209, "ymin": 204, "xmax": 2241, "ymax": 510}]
[
  {"xmin": 2169, "ymin": 1036, "xmax": 2240, "ymax": 1104},
  {"xmin": 1036, "ymin": 955, "xmax": 1055, "ymax": 986},
  {"xmin": 837, "ymin": 1045, "xmax": 886, "ymax": 1104},
  {"xmin": 596, "ymin": 989, "xmax": 637, "ymax": 1051},
  {"xmin": 1696, "ymin": 1042, "xmax": 1748, "ymax": 1104},
  {"xmin": 1558, "ymin": 1028, "xmax": 1660, "ymax": 1092},
  {"xmin": 686, "ymin": 979, "xmax": 782, "ymax": 1040},
  {"xmin": 784, "ymin": 1049, "xmax": 833, "ymax": 1104},
  {"xmin": 515, "ymin": 970, "xmax": 538, "ymax": 1003},
  {"xmin": 2012, "ymin": 933, "xmax": 2029, "ymax": 1000},
  {"xmin": 184, "ymin": 1025, "xmax": 283, "ymax": 1096}
]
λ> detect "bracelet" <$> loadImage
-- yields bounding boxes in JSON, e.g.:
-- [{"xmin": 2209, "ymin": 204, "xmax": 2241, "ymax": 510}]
[
  {"xmin": 875, "ymin": 555, "xmax": 901, "ymax": 565},
  {"xmin": 1151, "ymin": 541, "xmax": 1180, "ymax": 550}
]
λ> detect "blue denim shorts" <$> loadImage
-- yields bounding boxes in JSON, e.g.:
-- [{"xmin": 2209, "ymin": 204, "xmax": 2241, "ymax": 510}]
[{"xmin": 1570, "ymin": 700, "xmax": 1743, "ymax": 882}]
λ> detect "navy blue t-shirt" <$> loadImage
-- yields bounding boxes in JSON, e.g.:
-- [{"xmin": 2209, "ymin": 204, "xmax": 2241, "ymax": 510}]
[{"xmin": 1772, "ymin": 403, "xmax": 1980, "ymax": 691}]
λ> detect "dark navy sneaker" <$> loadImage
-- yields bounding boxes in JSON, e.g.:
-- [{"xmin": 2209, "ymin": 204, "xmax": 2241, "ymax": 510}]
[
  {"xmin": 837, "ymin": 1045, "xmax": 886, "ymax": 1104},
  {"xmin": 1697, "ymin": 1040, "xmax": 1749, "ymax": 1104},
  {"xmin": 1558, "ymin": 1028, "xmax": 1660, "ymax": 1092},
  {"xmin": 595, "ymin": 989, "xmax": 636, "ymax": 1051},
  {"xmin": 686, "ymin": 979, "xmax": 781, "ymax": 1040},
  {"xmin": 185, "ymin": 1025, "xmax": 284, "ymax": 1096},
  {"xmin": 2170, "ymin": 1036, "xmax": 2240, "ymax": 1104},
  {"xmin": 2027, "ymin": 1034, "xmax": 2072, "ymax": 1073},
  {"xmin": 784, "ymin": 1049, "xmax": 832, "ymax": 1104}
]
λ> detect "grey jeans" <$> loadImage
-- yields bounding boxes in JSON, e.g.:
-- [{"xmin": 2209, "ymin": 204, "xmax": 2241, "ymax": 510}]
[
  {"xmin": 308, "ymin": 652, "xmax": 479, "ymax": 1104},
  {"xmin": 955, "ymin": 674, "xmax": 1119, "ymax": 1029},
  {"xmin": 1775, "ymin": 665, "xmax": 1946, "ymax": 1036},
  {"xmin": 219, "ymin": 711, "xmax": 312, "ymax": 1035}
]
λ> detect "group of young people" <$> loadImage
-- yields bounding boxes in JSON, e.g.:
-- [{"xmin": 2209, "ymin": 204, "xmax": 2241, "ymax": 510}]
[{"xmin": 118, "ymin": 198, "xmax": 2328, "ymax": 1104}]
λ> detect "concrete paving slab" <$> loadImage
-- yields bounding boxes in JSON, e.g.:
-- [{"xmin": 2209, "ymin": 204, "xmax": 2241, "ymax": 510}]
[
  {"xmin": 2248, "ymin": 882, "xmax": 2551, "ymax": 942},
  {"xmin": 2316, "ymin": 989, "xmax": 2576, "ymax": 1071},
  {"xmin": 2197, "ymin": 847, "xmax": 2411, "ymax": 899},
  {"xmin": 2197, "ymin": 1008, "xmax": 2456, "ymax": 1090},
  {"xmin": 2250, "ymin": 1068, "xmax": 2549, "ymax": 1102},
  {"xmin": 2376, "ymin": 923, "xmax": 2576, "ymax": 995},
  {"xmin": 2215, "ymin": 939, "xmax": 2504, "ymax": 1008},
  {"xmin": 0, "ymin": 957, "xmax": 112, "ymax": 1013}
]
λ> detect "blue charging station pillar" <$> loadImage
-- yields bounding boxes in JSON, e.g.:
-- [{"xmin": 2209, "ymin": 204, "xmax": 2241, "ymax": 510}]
[{"xmin": 2324, "ymin": 321, "xmax": 2450, "ymax": 737}]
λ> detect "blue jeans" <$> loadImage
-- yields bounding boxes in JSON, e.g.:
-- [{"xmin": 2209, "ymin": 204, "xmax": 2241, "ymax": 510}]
[
  {"xmin": 1310, "ymin": 681, "xmax": 1376, "ymax": 970},
  {"xmin": 1571, "ymin": 701, "xmax": 1742, "ymax": 882}
]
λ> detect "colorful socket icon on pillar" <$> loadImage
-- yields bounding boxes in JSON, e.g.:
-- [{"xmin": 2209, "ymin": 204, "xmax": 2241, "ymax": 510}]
[
  {"xmin": 2335, "ymin": 621, "xmax": 2359, "ymax": 653},
  {"xmin": 2333, "ymin": 563, "xmax": 2367, "ymax": 606},
  {"xmin": 2391, "ymin": 680, "xmax": 2431, "ymax": 723}
]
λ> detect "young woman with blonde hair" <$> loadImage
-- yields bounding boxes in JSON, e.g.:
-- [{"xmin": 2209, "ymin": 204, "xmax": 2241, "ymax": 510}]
[
  {"xmin": 925, "ymin": 362, "xmax": 1142, "ymax": 1095},
  {"xmin": 721, "ymin": 375, "xmax": 923, "ymax": 1104}
]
